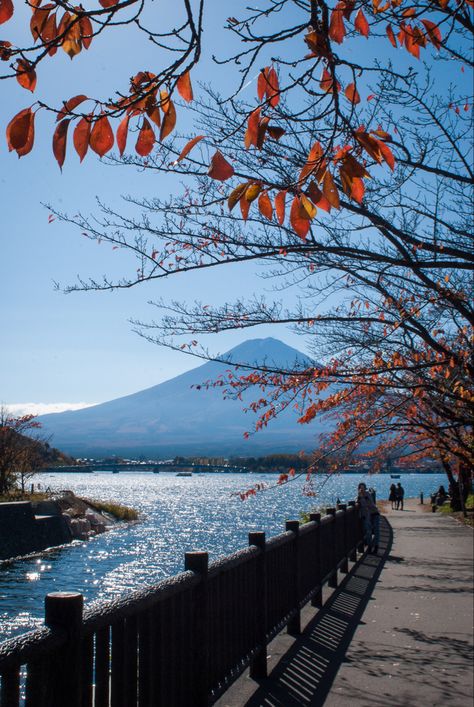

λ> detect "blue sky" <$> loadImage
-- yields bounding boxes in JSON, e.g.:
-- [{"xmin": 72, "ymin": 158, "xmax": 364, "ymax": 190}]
[
  {"xmin": 1, "ymin": 1, "xmax": 297, "ymax": 413},
  {"xmin": 1, "ymin": 2, "xmax": 469, "ymax": 414}
]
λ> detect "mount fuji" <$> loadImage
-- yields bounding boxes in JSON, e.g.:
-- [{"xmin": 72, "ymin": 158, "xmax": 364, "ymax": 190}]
[{"xmin": 37, "ymin": 338, "xmax": 330, "ymax": 457}]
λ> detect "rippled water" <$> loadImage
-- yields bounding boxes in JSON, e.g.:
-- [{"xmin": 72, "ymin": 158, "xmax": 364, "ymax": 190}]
[{"xmin": 0, "ymin": 471, "xmax": 445, "ymax": 641}]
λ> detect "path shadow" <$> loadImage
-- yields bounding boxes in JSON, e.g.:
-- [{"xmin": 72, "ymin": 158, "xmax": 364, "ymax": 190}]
[{"xmin": 242, "ymin": 517, "xmax": 393, "ymax": 707}]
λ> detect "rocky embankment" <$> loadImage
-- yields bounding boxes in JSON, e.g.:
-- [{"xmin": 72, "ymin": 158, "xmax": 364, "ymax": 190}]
[{"xmin": 0, "ymin": 491, "xmax": 133, "ymax": 562}]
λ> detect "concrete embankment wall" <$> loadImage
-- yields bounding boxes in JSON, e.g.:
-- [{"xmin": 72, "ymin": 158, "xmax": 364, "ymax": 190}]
[{"xmin": 0, "ymin": 501, "xmax": 72, "ymax": 561}]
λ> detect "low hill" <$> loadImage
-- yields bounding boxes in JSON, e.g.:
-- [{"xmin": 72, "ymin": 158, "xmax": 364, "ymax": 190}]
[{"xmin": 38, "ymin": 338, "xmax": 330, "ymax": 457}]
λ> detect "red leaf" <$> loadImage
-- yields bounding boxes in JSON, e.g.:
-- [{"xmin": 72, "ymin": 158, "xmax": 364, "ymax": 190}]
[
  {"xmin": 350, "ymin": 177, "xmax": 365, "ymax": 203},
  {"xmin": 354, "ymin": 9, "xmax": 369, "ymax": 37},
  {"xmin": 208, "ymin": 150, "xmax": 234, "ymax": 181},
  {"xmin": 177, "ymin": 71, "xmax": 193, "ymax": 102},
  {"xmin": 257, "ymin": 68, "xmax": 268, "ymax": 101},
  {"xmin": 89, "ymin": 113, "xmax": 114, "ymax": 157},
  {"xmin": 99, "ymin": 0, "xmax": 119, "ymax": 7},
  {"xmin": 79, "ymin": 15, "xmax": 93, "ymax": 49},
  {"xmin": 6, "ymin": 107, "xmax": 35, "ymax": 157},
  {"xmin": 329, "ymin": 4, "xmax": 346, "ymax": 44},
  {"xmin": 267, "ymin": 67, "xmax": 280, "ymax": 107},
  {"xmin": 344, "ymin": 82, "xmax": 360, "ymax": 104},
  {"xmin": 239, "ymin": 194, "xmax": 251, "ymax": 221},
  {"xmin": 135, "ymin": 117, "xmax": 155, "ymax": 156},
  {"xmin": 160, "ymin": 99, "xmax": 176, "ymax": 141},
  {"xmin": 116, "ymin": 114, "xmax": 130, "ymax": 156},
  {"xmin": 57, "ymin": 94, "xmax": 88, "ymax": 121},
  {"xmin": 52, "ymin": 118, "xmax": 70, "ymax": 170},
  {"xmin": 16, "ymin": 59, "xmax": 36, "ymax": 92},
  {"xmin": 377, "ymin": 139, "xmax": 395, "ymax": 170},
  {"xmin": 176, "ymin": 134, "xmax": 204, "ymax": 162},
  {"xmin": 322, "ymin": 171, "xmax": 340, "ymax": 208},
  {"xmin": 258, "ymin": 191, "xmax": 273, "ymax": 220},
  {"xmin": 274, "ymin": 190, "xmax": 286, "ymax": 225},
  {"xmin": 73, "ymin": 116, "xmax": 91, "ymax": 162},
  {"xmin": 0, "ymin": 0, "xmax": 14, "ymax": 24},
  {"xmin": 386, "ymin": 23, "xmax": 397, "ymax": 48},
  {"xmin": 290, "ymin": 196, "xmax": 310, "ymax": 241},
  {"xmin": 307, "ymin": 181, "xmax": 331, "ymax": 212},
  {"xmin": 244, "ymin": 107, "xmax": 261, "ymax": 149},
  {"xmin": 421, "ymin": 19, "xmax": 442, "ymax": 50},
  {"xmin": 228, "ymin": 183, "xmax": 248, "ymax": 211}
]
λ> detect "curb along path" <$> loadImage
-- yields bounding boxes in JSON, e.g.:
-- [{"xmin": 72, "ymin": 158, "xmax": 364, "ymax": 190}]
[{"xmin": 217, "ymin": 500, "xmax": 473, "ymax": 707}]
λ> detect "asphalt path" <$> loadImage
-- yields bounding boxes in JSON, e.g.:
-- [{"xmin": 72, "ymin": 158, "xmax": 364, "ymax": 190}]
[{"xmin": 216, "ymin": 499, "xmax": 473, "ymax": 707}]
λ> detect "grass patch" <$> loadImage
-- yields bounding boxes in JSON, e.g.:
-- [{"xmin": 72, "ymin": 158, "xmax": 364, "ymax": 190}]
[
  {"xmin": 82, "ymin": 498, "xmax": 139, "ymax": 522},
  {"xmin": 0, "ymin": 491, "xmax": 51, "ymax": 503},
  {"xmin": 435, "ymin": 494, "xmax": 474, "ymax": 527}
]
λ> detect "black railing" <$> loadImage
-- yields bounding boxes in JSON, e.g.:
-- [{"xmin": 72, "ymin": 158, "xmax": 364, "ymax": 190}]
[{"xmin": 0, "ymin": 503, "xmax": 363, "ymax": 707}]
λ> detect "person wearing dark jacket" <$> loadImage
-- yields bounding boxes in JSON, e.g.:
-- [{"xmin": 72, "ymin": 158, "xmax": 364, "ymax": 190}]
[{"xmin": 357, "ymin": 482, "xmax": 380, "ymax": 553}]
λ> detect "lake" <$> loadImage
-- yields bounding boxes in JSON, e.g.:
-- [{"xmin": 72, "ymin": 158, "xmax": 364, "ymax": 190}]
[{"xmin": 0, "ymin": 470, "xmax": 445, "ymax": 641}]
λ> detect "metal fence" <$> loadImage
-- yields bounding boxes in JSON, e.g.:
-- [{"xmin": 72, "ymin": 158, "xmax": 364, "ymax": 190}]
[{"xmin": 0, "ymin": 503, "xmax": 363, "ymax": 707}]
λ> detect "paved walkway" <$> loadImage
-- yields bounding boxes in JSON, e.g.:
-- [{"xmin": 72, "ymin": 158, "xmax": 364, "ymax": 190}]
[{"xmin": 216, "ymin": 500, "xmax": 473, "ymax": 707}]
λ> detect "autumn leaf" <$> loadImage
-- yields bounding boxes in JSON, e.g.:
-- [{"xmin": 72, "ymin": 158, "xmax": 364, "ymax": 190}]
[
  {"xmin": 300, "ymin": 193, "xmax": 317, "ymax": 219},
  {"xmin": 89, "ymin": 113, "xmax": 114, "ymax": 157},
  {"xmin": 208, "ymin": 150, "xmax": 234, "ymax": 181},
  {"xmin": 267, "ymin": 66, "xmax": 280, "ymax": 107},
  {"xmin": 146, "ymin": 106, "xmax": 161, "ymax": 128},
  {"xmin": 228, "ymin": 183, "xmax": 248, "ymax": 210},
  {"xmin": 135, "ymin": 117, "xmax": 155, "ymax": 156},
  {"xmin": 116, "ymin": 114, "xmax": 130, "ymax": 156},
  {"xmin": 345, "ymin": 82, "xmax": 360, "ymax": 104},
  {"xmin": 267, "ymin": 125, "xmax": 285, "ymax": 140},
  {"xmin": 329, "ymin": 4, "xmax": 346, "ymax": 44},
  {"xmin": 239, "ymin": 194, "xmax": 251, "ymax": 221},
  {"xmin": 176, "ymin": 134, "xmax": 204, "ymax": 163},
  {"xmin": 57, "ymin": 94, "xmax": 88, "ymax": 122},
  {"xmin": 421, "ymin": 19, "xmax": 442, "ymax": 50},
  {"xmin": 290, "ymin": 196, "xmax": 311, "ymax": 241},
  {"xmin": 386, "ymin": 24, "xmax": 397, "ymax": 48},
  {"xmin": 307, "ymin": 181, "xmax": 331, "ymax": 212},
  {"xmin": 6, "ymin": 107, "xmax": 35, "ymax": 157},
  {"xmin": 41, "ymin": 13, "xmax": 58, "ymax": 56},
  {"xmin": 275, "ymin": 190, "xmax": 286, "ymax": 225},
  {"xmin": 99, "ymin": 0, "xmax": 120, "ymax": 7},
  {"xmin": 160, "ymin": 98, "xmax": 176, "ymax": 141},
  {"xmin": 257, "ymin": 68, "xmax": 268, "ymax": 101},
  {"xmin": 244, "ymin": 108, "xmax": 260, "ymax": 149},
  {"xmin": 177, "ymin": 71, "xmax": 193, "ymax": 102},
  {"xmin": 354, "ymin": 9, "xmax": 369, "ymax": 37},
  {"xmin": 52, "ymin": 118, "xmax": 70, "ymax": 170},
  {"xmin": 79, "ymin": 15, "xmax": 93, "ymax": 49},
  {"xmin": 16, "ymin": 59, "xmax": 36, "ymax": 92},
  {"xmin": 245, "ymin": 183, "xmax": 261, "ymax": 203},
  {"xmin": 73, "ymin": 116, "xmax": 91, "ymax": 162},
  {"xmin": 0, "ymin": 0, "xmax": 14, "ymax": 24},
  {"xmin": 258, "ymin": 191, "xmax": 273, "ymax": 220},
  {"xmin": 322, "ymin": 170, "xmax": 340, "ymax": 208}
]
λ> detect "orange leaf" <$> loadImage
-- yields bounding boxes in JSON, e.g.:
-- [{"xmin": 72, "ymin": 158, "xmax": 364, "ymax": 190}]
[
  {"xmin": 52, "ymin": 118, "xmax": 70, "ymax": 170},
  {"xmin": 208, "ymin": 150, "xmax": 234, "ymax": 181},
  {"xmin": 146, "ymin": 106, "xmax": 161, "ymax": 128},
  {"xmin": 99, "ymin": 0, "xmax": 120, "ymax": 7},
  {"xmin": 256, "ymin": 115, "xmax": 270, "ymax": 149},
  {"xmin": 177, "ymin": 71, "xmax": 193, "ymax": 102},
  {"xmin": 160, "ymin": 99, "xmax": 176, "ymax": 141},
  {"xmin": 258, "ymin": 191, "xmax": 273, "ymax": 220},
  {"xmin": 244, "ymin": 107, "xmax": 260, "ymax": 149},
  {"xmin": 41, "ymin": 13, "xmax": 58, "ymax": 56},
  {"xmin": 267, "ymin": 67, "xmax": 280, "ymax": 107},
  {"xmin": 0, "ymin": 0, "xmax": 14, "ymax": 24},
  {"xmin": 57, "ymin": 94, "xmax": 88, "ymax": 122},
  {"xmin": 73, "ymin": 116, "xmax": 91, "ymax": 162},
  {"xmin": 300, "ymin": 193, "xmax": 317, "ymax": 219},
  {"xmin": 386, "ymin": 23, "xmax": 397, "ymax": 47},
  {"xmin": 79, "ymin": 15, "xmax": 93, "ymax": 49},
  {"xmin": 245, "ymin": 183, "xmax": 261, "ymax": 203},
  {"xmin": 329, "ymin": 4, "xmax": 346, "ymax": 44},
  {"xmin": 16, "ymin": 59, "xmax": 36, "ymax": 92},
  {"xmin": 89, "ymin": 113, "xmax": 114, "ymax": 157},
  {"xmin": 354, "ymin": 9, "xmax": 369, "ymax": 37},
  {"xmin": 320, "ymin": 67, "xmax": 340, "ymax": 94},
  {"xmin": 116, "ymin": 114, "xmax": 130, "ymax": 156},
  {"xmin": 274, "ymin": 190, "xmax": 286, "ymax": 225},
  {"xmin": 6, "ymin": 107, "xmax": 35, "ymax": 157},
  {"xmin": 228, "ymin": 183, "xmax": 248, "ymax": 210},
  {"xmin": 176, "ymin": 134, "xmax": 204, "ymax": 162},
  {"xmin": 344, "ymin": 82, "xmax": 360, "ymax": 104},
  {"xmin": 421, "ymin": 19, "xmax": 442, "ymax": 50},
  {"xmin": 322, "ymin": 171, "xmax": 340, "ymax": 208},
  {"xmin": 307, "ymin": 181, "xmax": 331, "ymax": 212},
  {"xmin": 377, "ymin": 139, "xmax": 395, "ymax": 170},
  {"xmin": 239, "ymin": 194, "xmax": 251, "ymax": 221},
  {"xmin": 290, "ymin": 196, "xmax": 310, "ymax": 241},
  {"xmin": 135, "ymin": 117, "xmax": 155, "ymax": 157},
  {"xmin": 30, "ymin": 5, "xmax": 51, "ymax": 41},
  {"xmin": 257, "ymin": 68, "xmax": 269, "ymax": 101}
]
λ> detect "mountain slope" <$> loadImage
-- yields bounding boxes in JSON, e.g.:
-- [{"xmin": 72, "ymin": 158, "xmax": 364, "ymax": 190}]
[{"xmin": 38, "ymin": 338, "xmax": 330, "ymax": 457}]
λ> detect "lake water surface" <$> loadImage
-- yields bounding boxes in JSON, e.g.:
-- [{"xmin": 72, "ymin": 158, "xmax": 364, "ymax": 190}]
[{"xmin": 0, "ymin": 471, "xmax": 445, "ymax": 641}]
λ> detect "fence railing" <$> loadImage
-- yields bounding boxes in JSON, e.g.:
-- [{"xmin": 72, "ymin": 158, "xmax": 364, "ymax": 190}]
[{"xmin": 0, "ymin": 502, "xmax": 363, "ymax": 707}]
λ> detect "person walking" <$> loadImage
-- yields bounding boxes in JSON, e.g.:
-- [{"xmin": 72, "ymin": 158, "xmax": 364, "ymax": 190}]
[
  {"xmin": 389, "ymin": 483, "xmax": 397, "ymax": 509},
  {"xmin": 357, "ymin": 482, "xmax": 380, "ymax": 553},
  {"xmin": 396, "ymin": 482, "xmax": 405, "ymax": 511}
]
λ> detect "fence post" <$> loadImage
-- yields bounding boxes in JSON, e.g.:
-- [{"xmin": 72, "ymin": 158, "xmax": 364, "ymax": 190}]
[
  {"xmin": 347, "ymin": 501, "xmax": 358, "ymax": 561},
  {"xmin": 286, "ymin": 520, "xmax": 301, "ymax": 636},
  {"xmin": 337, "ymin": 504, "xmax": 349, "ymax": 574},
  {"xmin": 309, "ymin": 512, "xmax": 323, "ymax": 608},
  {"xmin": 185, "ymin": 551, "xmax": 209, "ymax": 707},
  {"xmin": 249, "ymin": 531, "xmax": 267, "ymax": 679},
  {"xmin": 326, "ymin": 508, "xmax": 338, "ymax": 588},
  {"xmin": 44, "ymin": 591, "xmax": 84, "ymax": 707}
]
